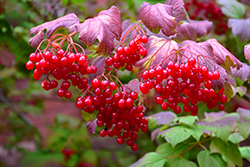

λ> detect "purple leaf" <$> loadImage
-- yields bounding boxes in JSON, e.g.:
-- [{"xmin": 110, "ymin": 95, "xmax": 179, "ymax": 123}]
[
  {"xmin": 174, "ymin": 23, "xmax": 197, "ymax": 41},
  {"xmin": 231, "ymin": 63, "xmax": 250, "ymax": 81},
  {"xmin": 189, "ymin": 20, "xmax": 213, "ymax": 37},
  {"xmin": 134, "ymin": 36, "xmax": 178, "ymax": 80},
  {"xmin": 147, "ymin": 111, "xmax": 177, "ymax": 126},
  {"xmin": 244, "ymin": 44, "xmax": 250, "ymax": 62},
  {"xmin": 197, "ymin": 112, "xmax": 240, "ymax": 142},
  {"xmin": 125, "ymin": 78, "xmax": 156, "ymax": 109},
  {"xmin": 228, "ymin": 18, "xmax": 250, "ymax": 42},
  {"xmin": 151, "ymin": 128, "xmax": 161, "ymax": 141},
  {"xmin": 236, "ymin": 107, "xmax": 250, "ymax": 122},
  {"xmin": 86, "ymin": 119, "xmax": 97, "ymax": 134},
  {"xmin": 165, "ymin": 0, "xmax": 186, "ymax": 22},
  {"xmin": 206, "ymin": 38, "xmax": 242, "ymax": 68},
  {"xmin": 139, "ymin": 2, "xmax": 177, "ymax": 36},
  {"xmin": 118, "ymin": 20, "xmax": 140, "ymax": 45},
  {"xmin": 76, "ymin": 6, "xmax": 122, "ymax": 55},
  {"xmin": 29, "ymin": 13, "xmax": 79, "ymax": 48}
]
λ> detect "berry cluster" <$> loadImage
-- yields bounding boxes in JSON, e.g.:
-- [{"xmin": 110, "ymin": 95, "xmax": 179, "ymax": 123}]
[
  {"xmin": 26, "ymin": 49, "xmax": 96, "ymax": 99},
  {"xmin": 139, "ymin": 58, "xmax": 227, "ymax": 116},
  {"xmin": 185, "ymin": 0, "xmax": 228, "ymax": 35},
  {"xmin": 76, "ymin": 77, "xmax": 148, "ymax": 151},
  {"xmin": 106, "ymin": 35, "xmax": 148, "ymax": 71}
]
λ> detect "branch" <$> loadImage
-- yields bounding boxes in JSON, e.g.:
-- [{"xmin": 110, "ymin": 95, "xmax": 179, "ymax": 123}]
[{"xmin": 242, "ymin": 93, "xmax": 250, "ymax": 103}]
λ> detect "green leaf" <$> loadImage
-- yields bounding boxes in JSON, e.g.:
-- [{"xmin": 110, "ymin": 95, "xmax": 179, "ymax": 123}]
[
  {"xmin": 239, "ymin": 147, "xmax": 250, "ymax": 162},
  {"xmin": 176, "ymin": 116, "xmax": 199, "ymax": 126},
  {"xmin": 217, "ymin": 0, "xmax": 245, "ymax": 19},
  {"xmin": 197, "ymin": 150, "xmax": 226, "ymax": 167},
  {"xmin": 129, "ymin": 152, "xmax": 165, "ymax": 167},
  {"xmin": 170, "ymin": 159, "xmax": 197, "ymax": 167},
  {"xmin": 228, "ymin": 132, "xmax": 244, "ymax": 144},
  {"xmin": 237, "ymin": 122, "xmax": 250, "ymax": 139},
  {"xmin": 158, "ymin": 124, "xmax": 203, "ymax": 147},
  {"xmin": 19, "ymin": 150, "xmax": 64, "ymax": 167},
  {"xmin": 156, "ymin": 143, "xmax": 189, "ymax": 166},
  {"xmin": 81, "ymin": 110, "xmax": 98, "ymax": 122},
  {"xmin": 210, "ymin": 138, "xmax": 242, "ymax": 167}
]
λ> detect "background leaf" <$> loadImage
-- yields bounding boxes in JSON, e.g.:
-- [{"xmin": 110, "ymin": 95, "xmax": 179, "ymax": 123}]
[
  {"xmin": 197, "ymin": 150, "xmax": 226, "ymax": 167},
  {"xmin": 171, "ymin": 159, "xmax": 197, "ymax": 167},
  {"xmin": 239, "ymin": 147, "xmax": 250, "ymax": 162},
  {"xmin": 129, "ymin": 152, "xmax": 165, "ymax": 167},
  {"xmin": 217, "ymin": 0, "xmax": 245, "ymax": 19},
  {"xmin": 244, "ymin": 44, "xmax": 250, "ymax": 62},
  {"xmin": 228, "ymin": 18, "xmax": 250, "ymax": 42}
]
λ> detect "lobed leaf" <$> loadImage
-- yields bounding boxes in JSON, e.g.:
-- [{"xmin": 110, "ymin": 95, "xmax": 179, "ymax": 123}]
[
  {"xmin": 228, "ymin": 132, "xmax": 244, "ymax": 144},
  {"xmin": 237, "ymin": 122, "xmax": 250, "ymax": 139},
  {"xmin": 170, "ymin": 159, "xmax": 197, "ymax": 167},
  {"xmin": 147, "ymin": 111, "xmax": 177, "ymax": 126},
  {"xmin": 228, "ymin": 18, "xmax": 250, "ymax": 42},
  {"xmin": 156, "ymin": 143, "xmax": 189, "ymax": 166},
  {"xmin": 165, "ymin": 0, "xmax": 186, "ymax": 22},
  {"xmin": 210, "ymin": 138, "xmax": 243, "ymax": 167},
  {"xmin": 244, "ymin": 44, "xmax": 250, "ymax": 62},
  {"xmin": 129, "ymin": 152, "xmax": 165, "ymax": 167},
  {"xmin": 118, "ymin": 20, "xmax": 140, "ymax": 45},
  {"xmin": 230, "ymin": 63, "xmax": 250, "ymax": 82},
  {"xmin": 158, "ymin": 124, "xmax": 203, "ymax": 147},
  {"xmin": 197, "ymin": 150, "xmax": 226, "ymax": 167},
  {"xmin": 134, "ymin": 36, "xmax": 178, "ymax": 80},
  {"xmin": 197, "ymin": 112, "xmax": 240, "ymax": 142},
  {"xmin": 125, "ymin": 78, "xmax": 156, "ymax": 109},
  {"xmin": 29, "ymin": 13, "xmax": 79, "ymax": 48},
  {"xmin": 217, "ymin": 0, "xmax": 245, "ymax": 19},
  {"xmin": 139, "ymin": 2, "xmax": 177, "ymax": 36},
  {"xmin": 236, "ymin": 107, "xmax": 250, "ymax": 122},
  {"xmin": 76, "ymin": 6, "xmax": 122, "ymax": 55},
  {"xmin": 87, "ymin": 56, "xmax": 106, "ymax": 83},
  {"xmin": 176, "ymin": 116, "xmax": 199, "ymax": 126}
]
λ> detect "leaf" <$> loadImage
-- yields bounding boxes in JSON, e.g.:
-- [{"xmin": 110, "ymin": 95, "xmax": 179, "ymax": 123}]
[
  {"xmin": 86, "ymin": 119, "xmax": 97, "ymax": 134},
  {"xmin": 139, "ymin": 2, "xmax": 177, "ymax": 36},
  {"xmin": 81, "ymin": 110, "xmax": 98, "ymax": 122},
  {"xmin": 228, "ymin": 132, "xmax": 244, "ymax": 144},
  {"xmin": 189, "ymin": 20, "xmax": 213, "ymax": 37},
  {"xmin": 147, "ymin": 111, "xmax": 177, "ymax": 126},
  {"xmin": 134, "ymin": 36, "xmax": 178, "ymax": 79},
  {"xmin": 125, "ymin": 78, "xmax": 156, "ymax": 108},
  {"xmin": 165, "ymin": 0, "xmax": 186, "ymax": 22},
  {"xmin": 87, "ymin": 56, "xmax": 106, "ymax": 83},
  {"xmin": 76, "ymin": 6, "xmax": 122, "ymax": 55},
  {"xmin": 119, "ymin": 20, "xmax": 141, "ymax": 45},
  {"xmin": 236, "ymin": 107, "xmax": 250, "ymax": 122},
  {"xmin": 206, "ymin": 38, "xmax": 242, "ymax": 68},
  {"xmin": 231, "ymin": 63, "xmax": 250, "ymax": 82},
  {"xmin": 210, "ymin": 138, "xmax": 243, "ymax": 167},
  {"xmin": 171, "ymin": 159, "xmax": 197, "ymax": 167},
  {"xmin": 156, "ymin": 143, "xmax": 189, "ymax": 166},
  {"xmin": 197, "ymin": 150, "xmax": 226, "ymax": 167},
  {"xmin": 158, "ymin": 124, "xmax": 203, "ymax": 147},
  {"xmin": 239, "ymin": 147, "xmax": 250, "ymax": 162},
  {"xmin": 29, "ymin": 13, "xmax": 79, "ymax": 48},
  {"xmin": 228, "ymin": 18, "xmax": 250, "ymax": 42},
  {"xmin": 237, "ymin": 122, "xmax": 250, "ymax": 139},
  {"xmin": 129, "ymin": 152, "xmax": 165, "ymax": 167},
  {"xmin": 217, "ymin": 0, "xmax": 245, "ymax": 19},
  {"xmin": 176, "ymin": 116, "xmax": 199, "ymax": 126},
  {"xmin": 197, "ymin": 112, "xmax": 240, "ymax": 142},
  {"xmin": 244, "ymin": 44, "xmax": 250, "ymax": 62}
]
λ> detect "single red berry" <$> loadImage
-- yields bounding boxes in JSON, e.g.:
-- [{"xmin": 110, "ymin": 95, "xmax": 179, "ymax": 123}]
[
  {"xmin": 100, "ymin": 130, "xmax": 108, "ymax": 137},
  {"xmin": 116, "ymin": 136, "xmax": 125, "ymax": 144},
  {"xmin": 131, "ymin": 143, "xmax": 138, "ymax": 151}
]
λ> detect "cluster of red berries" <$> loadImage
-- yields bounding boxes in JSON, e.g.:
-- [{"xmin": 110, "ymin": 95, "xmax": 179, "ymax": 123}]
[
  {"xmin": 61, "ymin": 149, "xmax": 76, "ymax": 161},
  {"xmin": 26, "ymin": 49, "xmax": 96, "ymax": 98},
  {"xmin": 139, "ymin": 58, "xmax": 227, "ymax": 116},
  {"xmin": 76, "ymin": 77, "xmax": 148, "ymax": 151},
  {"xmin": 185, "ymin": 0, "xmax": 228, "ymax": 35},
  {"xmin": 106, "ymin": 35, "xmax": 148, "ymax": 71}
]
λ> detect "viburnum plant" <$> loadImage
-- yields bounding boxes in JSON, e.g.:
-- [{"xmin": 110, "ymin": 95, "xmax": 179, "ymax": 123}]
[{"xmin": 26, "ymin": 0, "xmax": 250, "ymax": 166}]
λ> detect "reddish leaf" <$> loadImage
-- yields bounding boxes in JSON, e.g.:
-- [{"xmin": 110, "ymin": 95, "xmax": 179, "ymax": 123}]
[
  {"xmin": 134, "ymin": 36, "xmax": 178, "ymax": 80},
  {"xmin": 139, "ymin": 2, "xmax": 177, "ymax": 36},
  {"xmin": 76, "ymin": 6, "xmax": 122, "ymax": 55},
  {"xmin": 29, "ymin": 13, "xmax": 79, "ymax": 48},
  {"xmin": 228, "ymin": 18, "xmax": 250, "ymax": 42},
  {"xmin": 125, "ymin": 78, "xmax": 156, "ymax": 109},
  {"xmin": 86, "ymin": 119, "xmax": 97, "ymax": 134},
  {"xmin": 118, "ymin": 20, "xmax": 140, "ymax": 45},
  {"xmin": 189, "ymin": 20, "xmax": 213, "ymax": 37},
  {"xmin": 244, "ymin": 44, "xmax": 250, "ymax": 62},
  {"xmin": 231, "ymin": 63, "xmax": 250, "ymax": 82},
  {"xmin": 165, "ymin": 0, "xmax": 186, "ymax": 22},
  {"xmin": 206, "ymin": 38, "xmax": 242, "ymax": 68}
]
